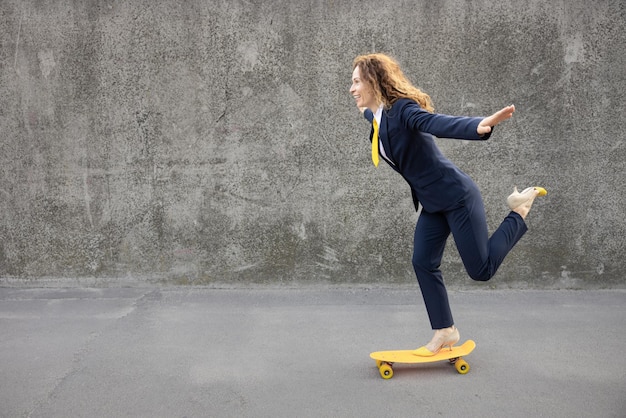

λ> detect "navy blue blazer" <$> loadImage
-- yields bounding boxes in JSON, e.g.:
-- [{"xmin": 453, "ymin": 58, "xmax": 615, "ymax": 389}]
[{"xmin": 364, "ymin": 98, "xmax": 492, "ymax": 213}]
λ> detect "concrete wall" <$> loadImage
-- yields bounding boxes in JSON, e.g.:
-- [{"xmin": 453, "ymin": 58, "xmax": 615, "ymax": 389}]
[{"xmin": 1, "ymin": 0, "xmax": 624, "ymax": 288}]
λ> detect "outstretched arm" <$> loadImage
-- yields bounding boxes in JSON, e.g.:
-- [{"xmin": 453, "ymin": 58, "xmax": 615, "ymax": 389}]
[
  {"xmin": 477, "ymin": 105, "xmax": 515, "ymax": 135},
  {"xmin": 402, "ymin": 100, "xmax": 490, "ymax": 140}
]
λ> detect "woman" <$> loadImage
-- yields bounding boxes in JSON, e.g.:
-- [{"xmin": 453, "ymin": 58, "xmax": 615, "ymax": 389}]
[{"xmin": 350, "ymin": 53, "xmax": 546, "ymax": 356}]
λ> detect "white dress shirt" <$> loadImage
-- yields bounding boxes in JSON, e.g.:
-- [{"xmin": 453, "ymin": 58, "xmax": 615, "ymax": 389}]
[{"xmin": 374, "ymin": 105, "xmax": 395, "ymax": 165}]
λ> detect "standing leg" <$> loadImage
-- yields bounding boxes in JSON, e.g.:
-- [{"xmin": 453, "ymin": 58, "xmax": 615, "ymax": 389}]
[
  {"xmin": 412, "ymin": 211, "xmax": 453, "ymax": 329},
  {"xmin": 412, "ymin": 211, "xmax": 463, "ymax": 356}
]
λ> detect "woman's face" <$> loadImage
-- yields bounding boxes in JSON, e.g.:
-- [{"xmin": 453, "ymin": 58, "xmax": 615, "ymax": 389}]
[{"xmin": 350, "ymin": 66, "xmax": 377, "ymax": 111}]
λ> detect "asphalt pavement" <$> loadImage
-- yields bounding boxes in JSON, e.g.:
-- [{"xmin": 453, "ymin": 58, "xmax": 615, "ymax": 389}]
[{"xmin": 1, "ymin": 286, "xmax": 624, "ymax": 417}]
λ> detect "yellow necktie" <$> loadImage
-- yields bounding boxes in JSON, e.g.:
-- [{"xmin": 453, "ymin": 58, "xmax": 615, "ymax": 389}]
[{"xmin": 371, "ymin": 119, "xmax": 380, "ymax": 167}]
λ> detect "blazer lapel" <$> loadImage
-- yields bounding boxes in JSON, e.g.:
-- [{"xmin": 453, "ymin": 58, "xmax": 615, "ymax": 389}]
[
  {"xmin": 363, "ymin": 109, "xmax": 376, "ymax": 145},
  {"xmin": 379, "ymin": 112, "xmax": 397, "ymax": 168}
]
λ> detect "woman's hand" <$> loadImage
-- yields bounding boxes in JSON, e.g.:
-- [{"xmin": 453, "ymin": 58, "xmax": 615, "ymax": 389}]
[{"xmin": 477, "ymin": 105, "xmax": 515, "ymax": 135}]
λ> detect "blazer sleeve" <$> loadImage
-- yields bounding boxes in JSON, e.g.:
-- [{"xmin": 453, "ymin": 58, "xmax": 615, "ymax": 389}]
[{"xmin": 400, "ymin": 100, "xmax": 492, "ymax": 141}]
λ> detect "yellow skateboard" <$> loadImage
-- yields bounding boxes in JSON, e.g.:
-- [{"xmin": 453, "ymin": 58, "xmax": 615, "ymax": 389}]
[{"xmin": 370, "ymin": 340, "xmax": 476, "ymax": 379}]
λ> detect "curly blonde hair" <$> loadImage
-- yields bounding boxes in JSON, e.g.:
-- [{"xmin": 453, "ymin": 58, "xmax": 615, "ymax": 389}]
[{"xmin": 353, "ymin": 53, "xmax": 434, "ymax": 112}]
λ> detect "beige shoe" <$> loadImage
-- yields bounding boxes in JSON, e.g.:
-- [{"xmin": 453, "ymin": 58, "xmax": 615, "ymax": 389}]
[
  {"xmin": 413, "ymin": 326, "xmax": 460, "ymax": 357},
  {"xmin": 507, "ymin": 186, "xmax": 547, "ymax": 210}
]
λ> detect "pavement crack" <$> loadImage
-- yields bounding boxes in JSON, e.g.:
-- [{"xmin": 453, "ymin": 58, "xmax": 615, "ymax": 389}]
[{"xmin": 24, "ymin": 288, "xmax": 155, "ymax": 417}]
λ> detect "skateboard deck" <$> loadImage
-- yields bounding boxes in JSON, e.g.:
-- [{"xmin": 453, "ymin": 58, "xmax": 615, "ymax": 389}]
[{"xmin": 370, "ymin": 339, "xmax": 476, "ymax": 379}]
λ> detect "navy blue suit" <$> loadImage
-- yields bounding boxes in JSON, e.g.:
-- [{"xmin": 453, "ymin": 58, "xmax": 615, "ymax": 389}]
[{"xmin": 365, "ymin": 99, "xmax": 527, "ymax": 329}]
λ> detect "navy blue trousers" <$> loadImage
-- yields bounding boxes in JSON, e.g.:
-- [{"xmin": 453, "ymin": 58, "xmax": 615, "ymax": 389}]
[{"xmin": 412, "ymin": 189, "xmax": 527, "ymax": 329}]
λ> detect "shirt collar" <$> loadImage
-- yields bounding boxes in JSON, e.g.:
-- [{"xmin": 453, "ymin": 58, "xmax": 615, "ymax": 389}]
[{"xmin": 374, "ymin": 105, "xmax": 383, "ymax": 125}]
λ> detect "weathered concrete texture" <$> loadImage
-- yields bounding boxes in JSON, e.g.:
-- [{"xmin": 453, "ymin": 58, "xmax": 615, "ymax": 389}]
[{"xmin": 0, "ymin": 1, "xmax": 625, "ymax": 287}]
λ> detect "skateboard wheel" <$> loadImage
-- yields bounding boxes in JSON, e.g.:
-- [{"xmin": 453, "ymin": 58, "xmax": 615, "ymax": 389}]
[
  {"xmin": 455, "ymin": 359, "xmax": 470, "ymax": 374},
  {"xmin": 376, "ymin": 360, "xmax": 384, "ymax": 368},
  {"xmin": 379, "ymin": 364, "xmax": 393, "ymax": 379}
]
